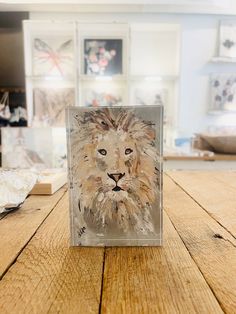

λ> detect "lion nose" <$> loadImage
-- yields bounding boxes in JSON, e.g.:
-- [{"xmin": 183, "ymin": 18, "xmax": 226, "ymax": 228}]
[{"xmin": 107, "ymin": 172, "xmax": 125, "ymax": 183}]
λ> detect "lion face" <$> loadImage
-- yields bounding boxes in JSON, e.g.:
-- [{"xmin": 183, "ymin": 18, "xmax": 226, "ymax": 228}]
[
  {"xmin": 95, "ymin": 129, "xmax": 139, "ymax": 199},
  {"xmin": 71, "ymin": 108, "xmax": 160, "ymax": 235}
]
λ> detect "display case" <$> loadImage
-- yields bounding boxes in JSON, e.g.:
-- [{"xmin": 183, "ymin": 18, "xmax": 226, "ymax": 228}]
[
  {"xmin": 23, "ymin": 20, "xmax": 77, "ymax": 126},
  {"xmin": 25, "ymin": 77, "xmax": 75, "ymax": 126},
  {"xmin": 130, "ymin": 23, "xmax": 180, "ymax": 77},
  {"xmin": 129, "ymin": 23, "xmax": 180, "ymax": 146},
  {"xmin": 23, "ymin": 20, "xmax": 180, "ymax": 148}
]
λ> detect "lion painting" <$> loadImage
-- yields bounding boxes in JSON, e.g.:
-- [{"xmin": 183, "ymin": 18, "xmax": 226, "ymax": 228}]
[{"xmin": 68, "ymin": 107, "xmax": 162, "ymax": 243}]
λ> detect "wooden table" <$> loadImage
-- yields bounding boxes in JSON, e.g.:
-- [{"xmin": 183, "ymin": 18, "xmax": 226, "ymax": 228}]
[
  {"xmin": 0, "ymin": 171, "xmax": 235, "ymax": 313},
  {"xmin": 164, "ymin": 154, "xmax": 236, "ymax": 170}
]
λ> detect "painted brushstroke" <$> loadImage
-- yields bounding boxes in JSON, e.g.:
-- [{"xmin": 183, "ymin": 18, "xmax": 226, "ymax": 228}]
[{"xmin": 71, "ymin": 108, "xmax": 159, "ymax": 235}]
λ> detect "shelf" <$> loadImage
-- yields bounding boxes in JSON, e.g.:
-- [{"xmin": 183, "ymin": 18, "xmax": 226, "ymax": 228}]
[
  {"xmin": 211, "ymin": 56, "xmax": 236, "ymax": 63},
  {"xmin": 208, "ymin": 110, "xmax": 236, "ymax": 115},
  {"xmin": 130, "ymin": 75, "xmax": 179, "ymax": 82},
  {"xmin": 26, "ymin": 75, "xmax": 75, "ymax": 82},
  {"xmin": 79, "ymin": 75, "xmax": 127, "ymax": 82},
  {"xmin": 0, "ymin": 87, "xmax": 25, "ymax": 93}
]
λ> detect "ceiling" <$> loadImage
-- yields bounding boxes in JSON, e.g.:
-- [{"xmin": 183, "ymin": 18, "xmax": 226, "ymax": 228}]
[{"xmin": 0, "ymin": 0, "xmax": 234, "ymax": 14}]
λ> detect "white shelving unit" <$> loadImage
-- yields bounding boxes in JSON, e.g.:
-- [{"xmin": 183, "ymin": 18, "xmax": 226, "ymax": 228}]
[
  {"xmin": 129, "ymin": 23, "xmax": 180, "ymax": 146},
  {"xmin": 23, "ymin": 20, "xmax": 77, "ymax": 126},
  {"xmin": 23, "ymin": 20, "xmax": 180, "ymax": 145},
  {"xmin": 77, "ymin": 22, "xmax": 129, "ymax": 108}
]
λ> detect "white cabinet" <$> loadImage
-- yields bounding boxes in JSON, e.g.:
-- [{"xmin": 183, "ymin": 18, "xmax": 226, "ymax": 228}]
[{"xmin": 23, "ymin": 20, "xmax": 180, "ymax": 144}]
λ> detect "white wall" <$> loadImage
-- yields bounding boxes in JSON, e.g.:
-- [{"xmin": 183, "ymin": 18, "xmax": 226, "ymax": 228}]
[
  {"xmin": 179, "ymin": 14, "xmax": 236, "ymax": 137},
  {"xmin": 30, "ymin": 12, "xmax": 236, "ymax": 138}
]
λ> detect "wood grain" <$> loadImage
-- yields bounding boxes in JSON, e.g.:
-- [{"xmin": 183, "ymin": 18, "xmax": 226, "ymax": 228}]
[
  {"xmin": 0, "ymin": 187, "xmax": 66, "ymax": 278},
  {"xmin": 164, "ymin": 175, "xmax": 236, "ymax": 314},
  {"xmin": 164, "ymin": 154, "xmax": 236, "ymax": 161},
  {"xmin": 30, "ymin": 172, "xmax": 67, "ymax": 195},
  {"xmin": 167, "ymin": 171, "xmax": 236, "ymax": 237},
  {"xmin": 0, "ymin": 193, "xmax": 104, "ymax": 314},
  {"xmin": 1, "ymin": 172, "xmax": 235, "ymax": 314},
  {"xmin": 101, "ymin": 212, "xmax": 223, "ymax": 314}
]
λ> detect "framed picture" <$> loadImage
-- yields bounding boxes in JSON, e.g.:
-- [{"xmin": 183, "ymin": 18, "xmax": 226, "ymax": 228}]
[
  {"xmin": 66, "ymin": 106, "xmax": 163, "ymax": 246},
  {"xmin": 83, "ymin": 39, "xmax": 123, "ymax": 76},
  {"xmin": 33, "ymin": 88, "xmax": 75, "ymax": 126},
  {"xmin": 1, "ymin": 127, "xmax": 67, "ymax": 169},
  {"xmin": 82, "ymin": 86, "xmax": 124, "ymax": 107},
  {"xmin": 210, "ymin": 74, "xmax": 236, "ymax": 112},
  {"xmin": 33, "ymin": 36, "xmax": 74, "ymax": 77},
  {"xmin": 130, "ymin": 86, "xmax": 169, "ymax": 124},
  {"xmin": 132, "ymin": 87, "xmax": 167, "ymax": 107},
  {"xmin": 219, "ymin": 20, "xmax": 236, "ymax": 58}
]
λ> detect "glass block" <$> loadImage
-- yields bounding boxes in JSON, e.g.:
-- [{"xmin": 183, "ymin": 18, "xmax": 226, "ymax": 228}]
[
  {"xmin": 66, "ymin": 105, "xmax": 163, "ymax": 246},
  {"xmin": 1, "ymin": 127, "xmax": 67, "ymax": 169}
]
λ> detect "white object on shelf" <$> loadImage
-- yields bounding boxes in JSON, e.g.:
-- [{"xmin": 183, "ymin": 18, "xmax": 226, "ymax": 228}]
[
  {"xmin": 1, "ymin": 127, "xmax": 67, "ymax": 170},
  {"xmin": 219, "ymin": 20, "xmax": 236, "ymax": 59}
]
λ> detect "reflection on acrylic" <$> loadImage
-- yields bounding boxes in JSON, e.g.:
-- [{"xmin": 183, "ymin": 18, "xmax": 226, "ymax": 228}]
[
  {"xmin": 84, "ymin": 39, "xmax": 123, "ymax": 75},
  {"xmin": 33, "ymin": 37, "xmax": 74, "ymax": 77},
  {"xmin": 66, "ymin": 106, "xmax": 163, "ymax": 246}
]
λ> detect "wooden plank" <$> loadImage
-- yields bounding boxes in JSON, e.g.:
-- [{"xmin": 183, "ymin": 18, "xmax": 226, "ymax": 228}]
[
  {"xmin": 167, "ymin": 171, "xmax": 236, "ymax": 237},
  {"xmin": 101, "ymin": 211, "xmax": 223, "ymax": 314},
  {"xmin": 164, "ymin": 175, "xmax": 236, "ymax": 314},
  {"xmin": 164, "ymin": 154, "xmax": 236, "ymax": 161},
  {"xmin": 164, "ymin": 155, "xmax": 206, "ymax": 161},
  {"xmin": 0, "ymin": 187, "xmax": 66, "ymax": 278},
  {"xmin": 213, "ymin": 154, "xmax": 236, "ymax": 161},
  {"xmin": 30, "ymin": 172, "xmax": 67, "ymax": 195},
  {"xmin": 0, "ymin": 193, "xmax": 104, "ymax": 314}
]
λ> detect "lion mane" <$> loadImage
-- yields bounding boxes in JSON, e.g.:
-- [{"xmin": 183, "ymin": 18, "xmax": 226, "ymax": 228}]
[{"xmin": 71, "ymin": 108, "xmax": 159, "ymax": 235}]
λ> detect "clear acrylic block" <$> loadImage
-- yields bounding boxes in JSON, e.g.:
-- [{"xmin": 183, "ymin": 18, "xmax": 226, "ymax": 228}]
[{"xmin": 66, "ymin": 105, "xmax": 163, "ymax": 246}]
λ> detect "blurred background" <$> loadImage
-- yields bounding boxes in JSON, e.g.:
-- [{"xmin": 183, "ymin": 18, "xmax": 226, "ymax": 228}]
[{"xmin": 1, "ymin": 0, "xmax": 236, "ymax": 170}]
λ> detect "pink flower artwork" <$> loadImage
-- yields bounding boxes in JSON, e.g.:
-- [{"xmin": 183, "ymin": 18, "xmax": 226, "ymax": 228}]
[{"xmin": 84, "ymin": 39, "xmax": 122, "ymax": 76}]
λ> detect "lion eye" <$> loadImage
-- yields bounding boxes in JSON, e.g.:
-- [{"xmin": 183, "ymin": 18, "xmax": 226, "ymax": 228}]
[
  {"xmin": 125, "ymin": 148, "xmax": 133, "ymax": 155},
  {"xmin": 98, "ymin": 149, "xmax": 107, "ymax": 156},
  {"xmin": 101, "ymin": 121, "xmax": 108, "ymax": 126}
]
